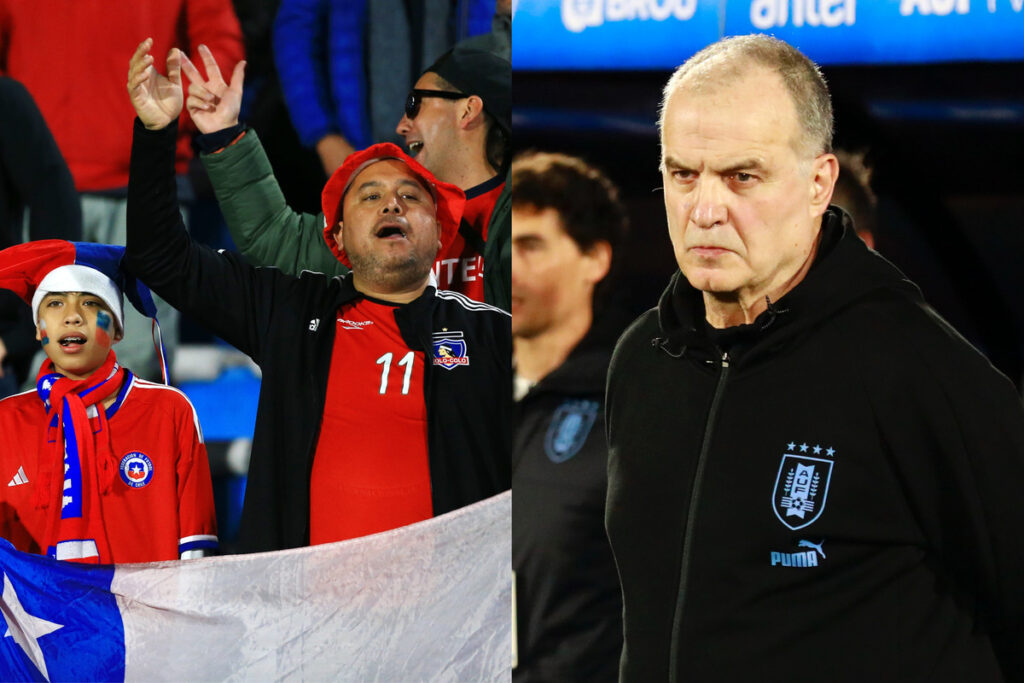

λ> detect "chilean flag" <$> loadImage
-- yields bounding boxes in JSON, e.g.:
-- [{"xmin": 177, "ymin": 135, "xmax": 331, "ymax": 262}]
[{"xmin": 0, "ymin": 492, "xmax": 510, "ymax": 682}]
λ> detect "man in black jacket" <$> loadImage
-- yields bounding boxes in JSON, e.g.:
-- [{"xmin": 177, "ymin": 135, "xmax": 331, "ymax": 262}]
[
  {"xmin": 606, "ymin": 34, "xmax": 1024, "ymax": 682},
  {"xmin": 125, "ymin": 40, "xmax": 510, "ymax": 552},
  {"xmin": 511, "ymin": 152, "xmax": 628, "ymax": 682}
]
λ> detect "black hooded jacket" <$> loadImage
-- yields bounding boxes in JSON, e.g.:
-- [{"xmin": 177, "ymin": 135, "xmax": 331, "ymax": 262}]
[
  {"xmin": 606, "ymin": 208, "xmax": 1024, "ymax": 682},
  {"xmin": 513, "ymin": 308, "xmax": 631, "ymax": 682}
]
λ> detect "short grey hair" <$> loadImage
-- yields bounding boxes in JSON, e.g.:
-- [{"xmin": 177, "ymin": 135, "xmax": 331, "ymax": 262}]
[{"xmin": 658, "ymin": 34, "xmax": 834, "ymax": 159}]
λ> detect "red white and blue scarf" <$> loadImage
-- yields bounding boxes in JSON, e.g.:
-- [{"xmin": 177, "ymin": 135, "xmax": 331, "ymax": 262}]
[{"xmin": 34, "ymin": 350, "xmax": 127, "ymax": 564}]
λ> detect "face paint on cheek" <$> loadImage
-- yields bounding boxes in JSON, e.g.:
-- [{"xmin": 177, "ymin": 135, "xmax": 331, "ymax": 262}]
[
  {"xmin": 39, "ymin": 320, "xmax": 49, "ymax": 347},
  {"xmin": 95, "ymin": 310, "xmax": 112, "ymax": 346}
]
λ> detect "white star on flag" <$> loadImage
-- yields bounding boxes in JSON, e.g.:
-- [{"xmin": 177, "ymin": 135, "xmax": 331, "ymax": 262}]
[{"xmin": 1, "ymin": 571, "xmax": 64, "ymax": 681}]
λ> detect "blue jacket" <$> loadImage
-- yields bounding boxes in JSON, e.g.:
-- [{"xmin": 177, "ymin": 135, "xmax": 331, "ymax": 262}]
[{"xmin": 274, "ymin": 0, "xmax": 493, "ymax": 149}]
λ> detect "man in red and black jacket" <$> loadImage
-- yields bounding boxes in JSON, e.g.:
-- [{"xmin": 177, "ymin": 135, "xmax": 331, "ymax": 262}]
[{"xmin": 125, "ymin": 41, "xmax": 510, "ymax": 552}]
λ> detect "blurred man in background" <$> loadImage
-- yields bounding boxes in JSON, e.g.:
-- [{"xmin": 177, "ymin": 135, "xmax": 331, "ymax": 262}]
[
  {"xmin": 512, "ymin": 151, "xmax": 628, "ymax": 682},
  {"xmin": 832, "ymin": 148, "xmax": 877, "ymax": 249}
]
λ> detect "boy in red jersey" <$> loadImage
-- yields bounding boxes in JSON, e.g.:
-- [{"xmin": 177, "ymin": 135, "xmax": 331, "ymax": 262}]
[{"xmin": 0, "ymin": 241, "xmax": 218, "ymax": 563}]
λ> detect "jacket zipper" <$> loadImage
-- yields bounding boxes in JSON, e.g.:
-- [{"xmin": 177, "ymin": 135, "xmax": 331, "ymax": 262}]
[{"xmin": 668, "ymin": 350, "xmax": 730, "ymax": 683}]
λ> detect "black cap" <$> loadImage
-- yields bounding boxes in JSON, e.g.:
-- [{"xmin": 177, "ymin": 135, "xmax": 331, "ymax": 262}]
[{"xmin": 426, "ymin": 41, "xmax": 511, "ymax": 134}]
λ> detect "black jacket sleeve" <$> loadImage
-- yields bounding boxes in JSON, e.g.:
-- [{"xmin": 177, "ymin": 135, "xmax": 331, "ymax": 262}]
[{"xmin": 124, "ymin": 118, "xmax": 299, "ymax": 364}]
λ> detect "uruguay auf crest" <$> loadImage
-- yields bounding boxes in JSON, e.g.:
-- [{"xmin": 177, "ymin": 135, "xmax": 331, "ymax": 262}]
[{"xmin": 772, "ymin": 453, "xmax": 833, "ymax": 530}]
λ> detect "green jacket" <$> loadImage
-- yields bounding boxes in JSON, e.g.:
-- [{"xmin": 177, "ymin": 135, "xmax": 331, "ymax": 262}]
[
  {"xmin": 201, "ymin": 130, "xmax": 510, "ymax": 310},
  {"xmin": 483, "ymin": 182, "xmax": 510, "ymax": 311},
  {"xmin": 201, "ymin": 130, "xmax": 347, "ymax": 277}
]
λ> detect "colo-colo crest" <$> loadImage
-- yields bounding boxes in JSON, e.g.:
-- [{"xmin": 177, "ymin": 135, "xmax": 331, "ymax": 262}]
[{"xmin": 772, "ymin": 449, "xmax": 833, "ymax": 530}]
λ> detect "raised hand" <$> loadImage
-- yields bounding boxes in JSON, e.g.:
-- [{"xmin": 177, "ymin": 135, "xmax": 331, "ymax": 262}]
[
  {"xmin": 127, "ymin": 38, "xmax": 184, "ymax": 130},
  {"xmin": 180, "ymin": 44, "xmax": 246, "ymax": 135}
]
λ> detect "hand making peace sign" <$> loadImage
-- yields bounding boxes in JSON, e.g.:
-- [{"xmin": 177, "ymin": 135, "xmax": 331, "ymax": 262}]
[{"xmin": 180, "ymin": 44, "xmax": 246, "ymax": 135}]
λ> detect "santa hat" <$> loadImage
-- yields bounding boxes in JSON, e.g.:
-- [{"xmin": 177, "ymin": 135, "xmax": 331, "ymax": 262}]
[
  {"xmin": 320, "ymin": 143, "xmax": 466, "ymax": 268},
  {"xmin": 0, "ymin": 240, "xmax": 169, "ymax": 383}
]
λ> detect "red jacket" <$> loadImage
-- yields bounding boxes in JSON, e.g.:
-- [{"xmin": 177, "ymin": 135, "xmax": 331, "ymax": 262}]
[{"xmin": 0, "ymin": 0, "xmax": 244, "ymax": 191}]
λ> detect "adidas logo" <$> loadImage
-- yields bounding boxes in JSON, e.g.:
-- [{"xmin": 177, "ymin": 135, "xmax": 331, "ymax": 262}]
[{"xmin": 7, "ymin": 466, "xmax": 29, "ymax": 487}]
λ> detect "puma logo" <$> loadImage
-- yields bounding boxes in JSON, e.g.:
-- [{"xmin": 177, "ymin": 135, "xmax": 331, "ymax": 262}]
[{"xmin": 798, "ymin": 539, "xmax": 826, "ymax": 558}]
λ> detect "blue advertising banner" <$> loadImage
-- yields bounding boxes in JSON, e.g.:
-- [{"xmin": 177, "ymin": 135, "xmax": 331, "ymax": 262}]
[
  {"xmin": 512, "ymin": 0, "xmax": 722, "ymax": 69},
  {"xmin": 513, "ymin": 0, "xmax": 1024, "ymax": 69}
]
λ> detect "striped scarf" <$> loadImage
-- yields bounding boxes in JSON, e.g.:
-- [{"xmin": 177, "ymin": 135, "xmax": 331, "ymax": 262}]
[{"xmin": 34, "ymin": 351, "xmax": 125, "ymax": 564}]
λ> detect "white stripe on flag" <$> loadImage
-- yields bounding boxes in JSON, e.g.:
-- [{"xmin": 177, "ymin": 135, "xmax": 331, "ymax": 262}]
[{"xmin": 114, "ymin": 491, "xmax": 511, "ymax": 681}]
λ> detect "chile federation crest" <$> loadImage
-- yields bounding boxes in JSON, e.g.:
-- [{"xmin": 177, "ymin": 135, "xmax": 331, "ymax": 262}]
[
  {"xmin": 772, "ymin": 453, "xmax": 833, "ymax": 530},
  {"xmin": 120, "ymin": 452, "xmax": 154, "ymax": 488}
]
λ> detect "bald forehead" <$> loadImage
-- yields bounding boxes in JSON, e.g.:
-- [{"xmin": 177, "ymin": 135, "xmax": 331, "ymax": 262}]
[
  {"xmin": 666, "ymin": 59, "xmax": 787, "ymax": 113},
  {"xmin": 659, "ymin": 37, "xmax": 834, "ymax": 157},
  {"xmin": 664, "ymin": 64, "xmax": 796, "ymax": 122},
  {"xmin": 661, "ymin": 64, "xmax": 804, "ymax": 159},
  {"xmin": 670, "ymin": 54, "xmax": 751, "ymax": 95}
]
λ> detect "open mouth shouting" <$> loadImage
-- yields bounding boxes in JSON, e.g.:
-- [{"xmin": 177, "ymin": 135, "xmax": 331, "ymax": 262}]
[
  {"xmin": 58, "ymin": 333, "xmax": 88, "ymax": 353},
  {"xmin": 375, "ymin": 221, "xmax": 410, "ymax": 240},
  {"xmin": 407, "ymin": 141, "xmax": 423, "ymax": 156}
]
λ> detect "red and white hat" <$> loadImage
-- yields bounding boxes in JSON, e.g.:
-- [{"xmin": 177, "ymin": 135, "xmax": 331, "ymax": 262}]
[
  {"xmin": 32, "ymin": 264, "xmax": 124, "ymax": 335},
  {"xmin": 320, "ymin": 143, "xmax": 466, "ymax": 268},
  {"xmin": 0, "ymin": 240, "xmax": 169, "ymax": 382}
]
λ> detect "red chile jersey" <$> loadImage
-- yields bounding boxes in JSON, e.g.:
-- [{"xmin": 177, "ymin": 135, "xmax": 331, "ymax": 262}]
[
  {"xmin": 0, "ymin": 373, "xmax": 218, "ymax": 563},
  {"xmin": 309, "ymin": 297, "xmax": 432, "ymax": 543},
  {"xmin": 431, "ymin": 175, "xmax": 504, "ymax": 302}
]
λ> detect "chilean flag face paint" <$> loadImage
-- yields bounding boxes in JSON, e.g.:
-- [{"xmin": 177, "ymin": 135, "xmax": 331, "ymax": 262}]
[{"xmin": 94, "ymin": 309, "xmax": 113, "ymax": 348}]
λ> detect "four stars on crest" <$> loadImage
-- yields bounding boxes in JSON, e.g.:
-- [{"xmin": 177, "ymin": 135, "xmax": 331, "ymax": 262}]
[{"xmin": 786, "ymin": 441, "xmax": 836, "ymax": 457}]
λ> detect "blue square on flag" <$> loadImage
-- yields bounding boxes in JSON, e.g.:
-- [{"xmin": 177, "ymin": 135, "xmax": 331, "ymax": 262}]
[{"xmin": 0, "ymin": 540, "xmax": 124, "ymax": 682}]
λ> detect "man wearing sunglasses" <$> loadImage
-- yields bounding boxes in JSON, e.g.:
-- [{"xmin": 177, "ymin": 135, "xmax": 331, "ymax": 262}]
[{"xmin": 186, "ymin": 35, "xmax": 511, "ymax": 311}]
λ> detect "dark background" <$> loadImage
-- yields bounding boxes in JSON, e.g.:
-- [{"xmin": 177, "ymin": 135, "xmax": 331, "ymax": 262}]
[{"xmin": 513, "ymin": 61, "xmax": 1024, "ymax": 388}]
